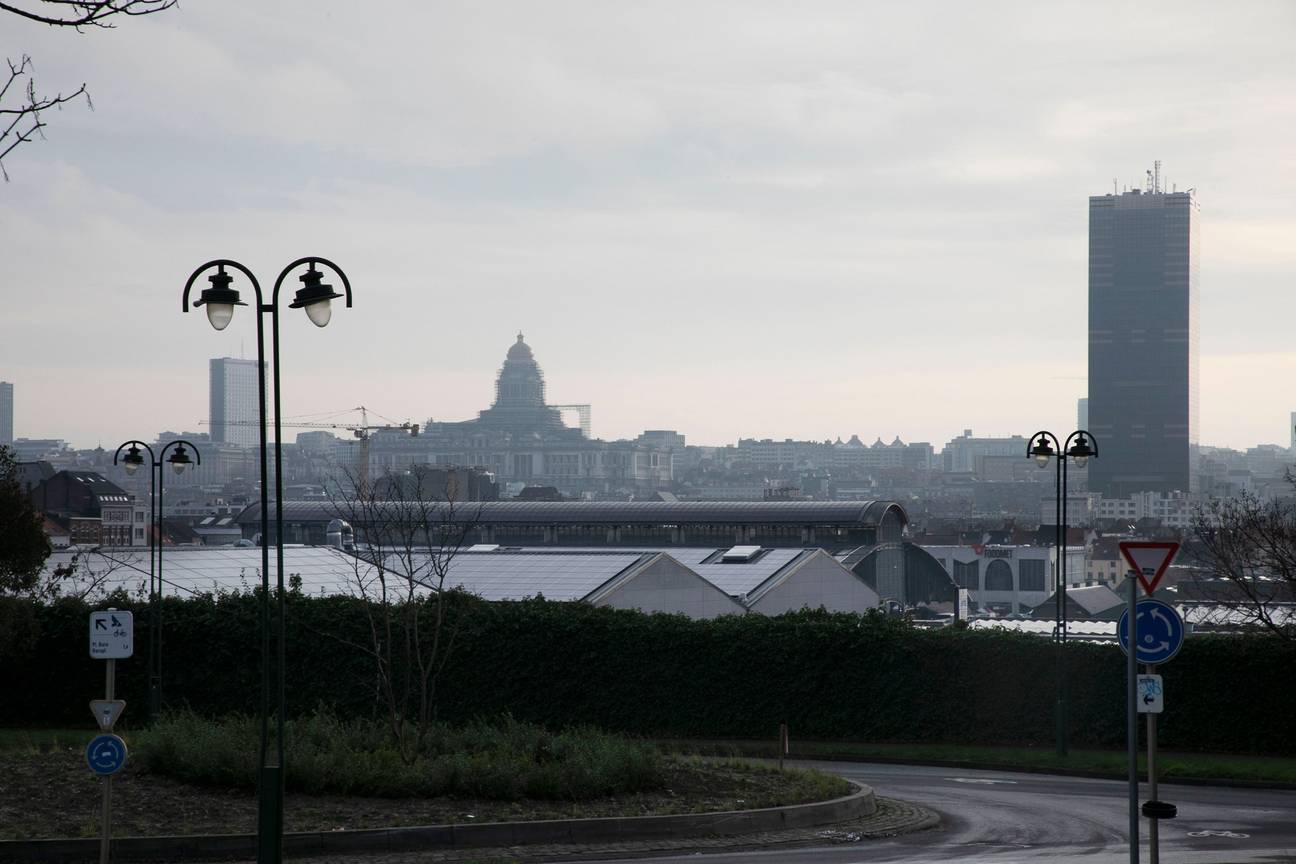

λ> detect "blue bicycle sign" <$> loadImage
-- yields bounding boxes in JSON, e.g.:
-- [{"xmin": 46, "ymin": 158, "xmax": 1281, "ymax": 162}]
[{"xmin": 1118, "ymin": 598, "xmax": 1185, "ymax": 665}]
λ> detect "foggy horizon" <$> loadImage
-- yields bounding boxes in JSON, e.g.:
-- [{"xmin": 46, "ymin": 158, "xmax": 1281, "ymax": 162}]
[{"xmin": 4, "ymin": 2, "xmax": 1295, "ymax": 452}]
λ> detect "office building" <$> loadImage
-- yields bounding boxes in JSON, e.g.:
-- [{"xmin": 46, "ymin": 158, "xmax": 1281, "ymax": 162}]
[
  {"xmin": 209, "ymin": 358, "xmax": 266, "ymax": 448},
  {"xmin": 941, "ymin": 430, "xmax": 1030, "ymax": 474},
  {"xmin": 0, "ymin": 381, "xmax": 12, "ymax": 445},
  {"xmin": 1087, "ymin": 180, "xmax": 1199, "ymax": 497},
  {"xmin": 1077, "ymin": 397, "xmax": 1088, "ymax": 432}
]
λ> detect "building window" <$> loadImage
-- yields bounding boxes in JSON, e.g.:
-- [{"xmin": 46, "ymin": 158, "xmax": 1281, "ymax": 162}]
[
  {"xmin": 1019, "ymin": 559, "xmax": 1047, "ymax": 592},
  {"xmin": 953, "ymin": 559, "xmax": 979, "ymax": 590},
  {"xmin": 985, "ymin": 560, "xmax": 1013, "ymax": 592}
]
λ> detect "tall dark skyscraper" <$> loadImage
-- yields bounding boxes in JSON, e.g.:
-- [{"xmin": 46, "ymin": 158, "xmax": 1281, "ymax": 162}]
[
  {"xmin": 1087, "ymin": 182, "xmax": 1199, "ymax": 497},
  {"xmin": 0, "ymin": 381, "xmax": 12, "ymax": 445}
]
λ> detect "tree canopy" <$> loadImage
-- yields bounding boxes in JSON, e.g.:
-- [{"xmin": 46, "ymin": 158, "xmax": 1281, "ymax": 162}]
[{"xmin": 0, "ymin": 444, "xmax": 51, "ymax": 594}]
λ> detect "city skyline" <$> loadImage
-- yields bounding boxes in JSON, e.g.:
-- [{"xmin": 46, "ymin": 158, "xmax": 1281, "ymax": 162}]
[
  {"xmin": 5, "ymin": 334, "xmax": 1293, "ymax": 458},
  {"xmin": 3, "ymin": 3, "xmax": 1296, "ymax": 451}
]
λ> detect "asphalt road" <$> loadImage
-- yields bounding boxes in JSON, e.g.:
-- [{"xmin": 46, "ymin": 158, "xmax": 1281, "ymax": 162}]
[{"xmin": 573, "ymin": 761, "xmax": 1296, "ymax": 864}]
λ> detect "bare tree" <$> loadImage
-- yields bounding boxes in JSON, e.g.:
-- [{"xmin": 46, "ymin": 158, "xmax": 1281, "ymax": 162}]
[
  {"xmin": 1189, "ymin": 481, "xmax": 1296, "ymax": 641},
  {"xmin": 39, "ymin": 545, "xmax": 149, "ymax": 600},
  {"xmin": 1, "ymin": 0, "xmax": 175, "ymax": 179},
  {"xmin": 323, "ymin": 465, "xmax": 482, "ymax": 763}
]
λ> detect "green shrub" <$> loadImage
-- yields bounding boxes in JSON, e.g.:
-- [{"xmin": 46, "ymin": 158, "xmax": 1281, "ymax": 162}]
[
  {"xmin": 133, "ymin": 710, "xmax": 664, "ymax": 800},
  {"xmin": 8, "ymin": 594, "xmax": 1295, "ymax": 756}
]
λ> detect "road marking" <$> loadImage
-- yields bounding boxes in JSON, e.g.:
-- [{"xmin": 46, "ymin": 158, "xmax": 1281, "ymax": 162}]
[
  {"xmin": 1187, "ymin": 830, "xmax": 1250, "ymax": 839},
  {"xmin": 948, "ymin": 777, "xmax": 1019, "ymax": 785}
]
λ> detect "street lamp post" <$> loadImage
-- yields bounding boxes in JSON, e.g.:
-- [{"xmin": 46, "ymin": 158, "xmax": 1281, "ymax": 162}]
[
  {"xmin": 182, "ymin": 257, "xmax": 351, "ymax": 864},
  {"xmin": 113, "ymin": 438, "xmax": 201, "ymax": 719},
  {"xmin": 1028, "ymin": 429, "xmax": 1098, "ymax": 757}
]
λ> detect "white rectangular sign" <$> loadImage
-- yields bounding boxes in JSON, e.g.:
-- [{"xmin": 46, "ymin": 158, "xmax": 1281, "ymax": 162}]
[
  {"xmin": 89, "ymin": 610, "xmax": 133, "ymax": 659},
  {"xmin": 958, "ymin": 588, "xmax": 970, "ymax": 621},
  {"xmin": 1137, "ymin": 674, "xmax": 1163, "ymax": 713}
]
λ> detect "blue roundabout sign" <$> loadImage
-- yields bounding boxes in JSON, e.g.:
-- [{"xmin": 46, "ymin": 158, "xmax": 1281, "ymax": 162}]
[
  {"xmin": 86, "ymin": 733, "xmax": 128, "ymax": 776},
  {"xmin": 1118, "ymin": 598, "xmax": 1185, "ymax": 665}
]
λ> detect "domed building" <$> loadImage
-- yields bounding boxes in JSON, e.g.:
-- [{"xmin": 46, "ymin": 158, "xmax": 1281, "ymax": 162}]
[
  {"xmin": 474, "ymin": 333, "xmax": 567, "ymax": 434},
  {"xmin": 365, "ymin": 333, "xmax": 674, "ymax": 495}
]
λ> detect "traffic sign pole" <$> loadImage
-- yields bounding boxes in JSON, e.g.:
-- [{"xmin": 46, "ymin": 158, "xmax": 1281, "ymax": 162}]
[
  {"xmin": 1126, "ymin": 575, "xmax": 1139, "ymax": 864},
  {"xmin": 1146, "ymin": 663, "xmax": 1159, "ymax": 864},
  {"xmin": 101, "ymin": 657, "xmax": 114, "ymax": 864},
  {"xmin": 88, "ymin": 607, "xmax": 132, "ymax": 864},
  {"xmin": 1117, "ymin": 541, "xmax": 1183, "ymax": 864}
]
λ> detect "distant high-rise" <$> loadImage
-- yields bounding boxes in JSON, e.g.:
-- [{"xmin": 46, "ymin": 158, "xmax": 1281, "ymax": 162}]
[
  {"xmin": 1077, "ymin": 397, "xmax": 1089, "ymax": 432},
  {"xmin": 1087, "ymin": 181, "xmax": 1199, "ymax": 497},
  {"xmin": 209, "ymin": 358, "xmax": 266, "ymax": 448},
  {"xmin": 0, "ymin": 381, "xmax": 12, "ymax": 445},
  {"xmin": 1290, "ymin": 412, "xmax": 1296, "ymax": 452}
]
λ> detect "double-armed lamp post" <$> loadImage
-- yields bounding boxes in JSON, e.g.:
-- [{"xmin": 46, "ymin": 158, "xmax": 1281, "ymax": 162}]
[
  {"xmin": 111, "ymin": 438, "xmax": 201, "ymax": 719},
  {"xmin": 182, "ymin": 257, "xmax": 352, "ymax": 864},
  {"xmin": 1027, "ymin": 429, "xmax": 1098, "ymax": 758}
]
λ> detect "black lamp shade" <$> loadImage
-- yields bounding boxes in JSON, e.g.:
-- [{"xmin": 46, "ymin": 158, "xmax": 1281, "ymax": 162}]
[
  {"xmin": 193, "ymin": 269, "xmax": 247, "ymax": 309},
  {"xmin": 288, "ymin": 267, "xmax": 342, "ymax": 310},
  {"xmin": 168, "ymin": 445, "xmax": 193, "ymax": 474}
]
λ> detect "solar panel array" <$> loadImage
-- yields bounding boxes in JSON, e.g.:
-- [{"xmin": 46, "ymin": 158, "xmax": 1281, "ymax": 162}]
[
  {"xmin": 238, "ymin": 500, "xmax": 897, "ymax": 527},
  {"xmin": 37, "ymin": 544, "xmax": 819, "ymax": 606},
  {"xmin": 692, "ymin": 549, "xmax": 809, "ymax": 597},
  {"xmin": 39, "ymin": 546, "xmax": 369, "ymax": 597},
  {"xmin": 493, "ymin": 546, "xmax": 810, "ymax": 596},
  {"xmin": 429, "ymin": 552, "xmax": 648, "ymax": 601}
]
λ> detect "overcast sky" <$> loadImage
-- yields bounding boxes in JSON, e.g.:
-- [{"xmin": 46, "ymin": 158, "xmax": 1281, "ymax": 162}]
[{"xmin": 3, "ymin": 2, "xmax": 1295, "ymax": 451}]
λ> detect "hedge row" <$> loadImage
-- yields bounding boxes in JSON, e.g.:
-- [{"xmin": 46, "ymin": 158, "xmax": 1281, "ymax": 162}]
[{"xmin": 3, "ymin": 593, "xmax": 1291, "ymax": 755}]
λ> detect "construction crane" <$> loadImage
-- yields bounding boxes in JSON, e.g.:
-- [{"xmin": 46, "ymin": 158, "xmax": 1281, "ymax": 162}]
[{"xmin": 201, "ymin": 406, "xmax": 418, "ymax": 495}]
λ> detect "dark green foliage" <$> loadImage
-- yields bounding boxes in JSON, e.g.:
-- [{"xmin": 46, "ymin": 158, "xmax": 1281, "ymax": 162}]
[
  {"xmin": 4, "ymin": 593, "xmax": 1293, "ymax": 755},
  {"xmin": 133, "ymin": 710, "xmax": 662, "ymax": 800},
  {"xmin": 0, "ymin": 445, "xmax": 51, "ymax": 596}
]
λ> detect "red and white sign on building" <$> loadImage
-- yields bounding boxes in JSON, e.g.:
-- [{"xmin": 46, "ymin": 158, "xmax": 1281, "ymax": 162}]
[{"xmin": 1118, "ymin": 541, "xmax": 1180, "ymax": 595}]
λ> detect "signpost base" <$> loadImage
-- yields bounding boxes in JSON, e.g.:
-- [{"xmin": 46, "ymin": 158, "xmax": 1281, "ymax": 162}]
[
  {"xmin": 257, "ymin": 766, "xmax": 284, "ymax": 864},
  {"xmin": 100, "ymin": 658, "xmax": 115, "ymax": 864}
]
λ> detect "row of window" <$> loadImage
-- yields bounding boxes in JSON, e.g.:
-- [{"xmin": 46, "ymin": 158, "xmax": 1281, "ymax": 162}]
[{"xmin": 949, "ymin": 558, "xmax": 1047, "ymax": 592}]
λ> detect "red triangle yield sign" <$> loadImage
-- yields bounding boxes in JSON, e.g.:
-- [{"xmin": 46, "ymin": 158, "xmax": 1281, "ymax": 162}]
[{"xmin": 1119, "ymin": 541, "xmax": 1180, "ymax": 595}]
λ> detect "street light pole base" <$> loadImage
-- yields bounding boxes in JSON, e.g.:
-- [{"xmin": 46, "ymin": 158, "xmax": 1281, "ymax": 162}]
[
  {"xmin": 1055, "ymin": 696, "xmax": 1068, "ymax": 758},
  {"xmin": 257, "ymin": 765, "xmax": 284, "ymax": 864}
]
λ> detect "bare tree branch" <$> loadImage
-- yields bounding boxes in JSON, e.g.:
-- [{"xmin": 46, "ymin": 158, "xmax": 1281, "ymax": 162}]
[
  {"xmin": 2, "ymin": 0, "xmax": 175, "ymax": 177},
  {"xmin": 0, "ymin": 55, "xmax": 91, "ymax": 180},
  {"xmin": 41, "ymin": 546, "xmax": 148, "ymax": 601},
  {"xmin": 0, "ymin": 1, "xmax": 175, "ymax": 29},
  {"xmin": 1188, "ymin": 482, "xmax": 1296, "ymax": 641}
]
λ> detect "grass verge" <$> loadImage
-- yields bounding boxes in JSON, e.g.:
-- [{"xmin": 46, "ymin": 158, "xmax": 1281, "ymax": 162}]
[
  {"xmin": 0, "ymin": 731, "xmax": 852, "ymax": 840},
  {"xmin": 134, "ymin": 711, "xmax": 663, "ymax": 800},
  {"xmin": 663, "ymin": 739, "xmax": 1296, "ymax": 785},
  {"xmin": 0, "ymin": 728, "xmax": 87, "ymax": 753}
]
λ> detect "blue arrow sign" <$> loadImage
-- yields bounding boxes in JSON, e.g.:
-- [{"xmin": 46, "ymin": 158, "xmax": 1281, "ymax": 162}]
[
  {"xmin": 86, "ymin": 733, "xmax": 128, "ymax": 776},
  {"xmin": 1118, "ymin": 598, "xmax": 1185, "ymax": 665}
]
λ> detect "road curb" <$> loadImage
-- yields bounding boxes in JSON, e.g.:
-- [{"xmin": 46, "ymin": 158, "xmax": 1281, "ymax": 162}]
[
  {"xmin": 0, "ymin": 781, "xmax": 875, "ymax": 862},
  {"xmin": 464, "ymin": 797, "xmax": 942, "ymax": 864},
  {"xmin": 783, "ymin": 752, "xmax": 1296, "ymax": 790}
]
